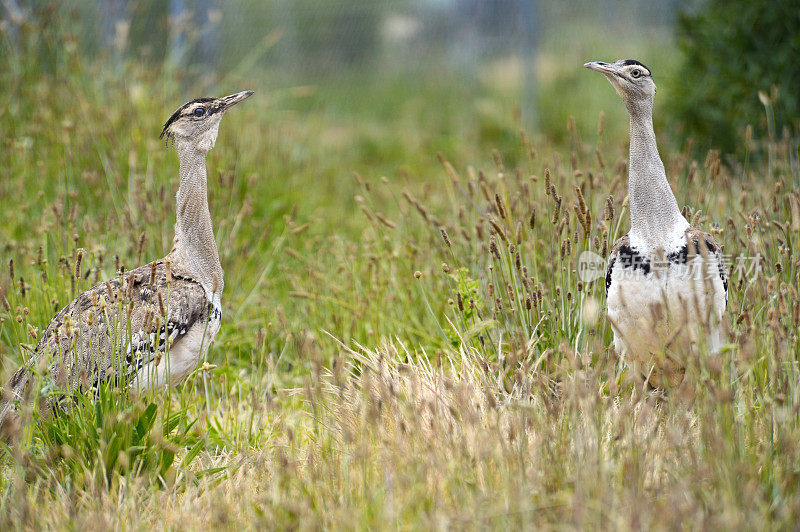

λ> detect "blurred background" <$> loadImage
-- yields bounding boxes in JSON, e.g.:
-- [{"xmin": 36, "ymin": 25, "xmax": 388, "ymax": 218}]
[
  {"xmin": 64, "ymin": 0, "xmax": 677, "ymax": 137},
  {"xmin": 4, "ymin": 0, "xmax": 797, "ymax": 157}
]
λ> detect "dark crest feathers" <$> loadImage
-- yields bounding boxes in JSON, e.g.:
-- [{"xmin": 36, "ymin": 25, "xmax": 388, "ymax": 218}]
[
  {"xmin": 621, "ymin": 59, "xmax": 652, "ymax": 74},
  {"xmin": 160, "ymin": 97, "xmax": 215, "ymax": 139}
]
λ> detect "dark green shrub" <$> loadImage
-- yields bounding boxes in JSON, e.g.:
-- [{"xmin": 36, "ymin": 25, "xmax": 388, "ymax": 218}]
[{"xmin": 671, "ymin": 0, "xmax": 800, "ymax": 153}]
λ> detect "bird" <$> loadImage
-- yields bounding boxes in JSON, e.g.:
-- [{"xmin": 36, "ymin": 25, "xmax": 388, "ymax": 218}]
[
  {"xmin": 584, "ymin": 59, "xmax": 727, "ymax": 388},
  {"xmin": 0, "ymin": 90, "xmax": 253, "ymax": 436}
]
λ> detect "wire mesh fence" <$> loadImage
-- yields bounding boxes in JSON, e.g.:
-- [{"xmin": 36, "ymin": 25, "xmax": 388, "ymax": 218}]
[{"xmin": 2, "ymin": 0, "xmax": 676, "ymax": 133}]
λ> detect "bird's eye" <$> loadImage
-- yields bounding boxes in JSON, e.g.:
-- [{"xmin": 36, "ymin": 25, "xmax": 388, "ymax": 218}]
[
  {"xmin": 193, "ymin": 107, "xmax": 206, "ymax": 117},
  {"xmin": 631, "ymin": 69, "xmax": 642, "ymax": 78}
]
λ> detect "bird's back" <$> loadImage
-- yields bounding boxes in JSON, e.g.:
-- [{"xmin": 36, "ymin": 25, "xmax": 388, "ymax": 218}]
[{"xmin": 1, "ymin": 259, "xmax": 214, "ymax": 425}]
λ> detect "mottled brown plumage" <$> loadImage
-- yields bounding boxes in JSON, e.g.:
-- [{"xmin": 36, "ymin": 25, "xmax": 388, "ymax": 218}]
[{"xmin": 2, "ymin": 261, "xmax": 209, "ymax": 419}]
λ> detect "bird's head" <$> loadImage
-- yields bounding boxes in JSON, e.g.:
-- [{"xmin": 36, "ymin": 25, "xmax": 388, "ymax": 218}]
[
  {"xmin": 584, "ymin": 59, "xmax": 655, "ymax": 111},
  {"xmin": 160, "ymin": 90, "xmax": 253, "ymax": 152}
]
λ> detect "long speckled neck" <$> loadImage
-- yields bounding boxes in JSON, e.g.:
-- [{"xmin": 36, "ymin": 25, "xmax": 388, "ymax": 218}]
[
  {"xmin": 627, "ymin": 98, "xmax": 688, "ymax": 249},
  {"xmin": 169, "ymin": 139, "xmax": 223, "ymax": 298}
]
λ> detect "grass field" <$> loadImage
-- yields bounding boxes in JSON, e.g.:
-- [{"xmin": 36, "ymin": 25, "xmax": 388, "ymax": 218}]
[{"xmin": 2, "ymin": 9, "xmax": 800, "ymax": 530}]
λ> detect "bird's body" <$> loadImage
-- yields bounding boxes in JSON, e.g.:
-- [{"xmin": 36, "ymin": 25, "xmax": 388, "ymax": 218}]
[
  {"xmin": 586, "ymin": 59, "xmax": 727, "ymax": 387},
  {"xmin": 6, "ymin": 261, "xmax": 218, "ymax": 399},
  {"xmin": 0, "ymin": 91, "xmax": 252, "ymax": 433},
  {"xmin": 605, "ymin": 231, "xmax": 728, "ymax": 386}
]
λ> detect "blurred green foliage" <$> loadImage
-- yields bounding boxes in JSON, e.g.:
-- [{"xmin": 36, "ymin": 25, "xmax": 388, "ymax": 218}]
[{"xmin": 671, "ymin": 0, "xmax": 800, "ymax": 153}]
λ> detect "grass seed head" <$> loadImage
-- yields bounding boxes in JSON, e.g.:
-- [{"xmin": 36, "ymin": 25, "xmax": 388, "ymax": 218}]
[
  {"xmin": 603, "ymin": 195, "xmax": 615, "ymax": 221},
  {"xmin": 438, "ymin": 153, "xmax": 460, "ymax": 185},
  {"xmin": 492, "ymin": 149, "xmax": 504, "ymax": 174},
  {"xmin": 488, "ymin": 218, "xmax": 507, "ymax": 242},
  {"xmin": 489, "ymin": 237, "xmax": 501, "ymax": 260},
  {"xmin": 143, "ymin": 308, "xmax": 154, "ymax": 332},
  {"xmin": 494, "ymin": 194, "xmax": 507, "ymax": 220},
  {"xmin": 439, "ymin": 227, "xmax": 451, "ymax": 248},
  {"xmin": 551, "ymin": 192, "xmax": 562, "ymax": 224},
  {"xmin": 375, "ymin": 212, "xmax": 396, "ymax": 228},
  {"xmin": 544, "ymin": 168, "xmax": 551, "ymax": 194}
]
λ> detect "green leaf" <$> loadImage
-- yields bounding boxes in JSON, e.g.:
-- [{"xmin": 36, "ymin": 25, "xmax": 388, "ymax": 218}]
[
  {"xmin": 135, "ymin": 403, "xmax": 158, "ymax": 441},
  {"xmin": 181, "ymin": 440, "xmax": 205, "ymax": 469}
]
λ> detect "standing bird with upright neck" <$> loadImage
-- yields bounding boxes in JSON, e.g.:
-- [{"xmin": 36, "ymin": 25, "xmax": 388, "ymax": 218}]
[
  {"xmin": 585, "ymin": 60, "xmax": 727, "ymax": 388},
  {"xmin": 0, "ymin": 90, "xmax": 252, "ymax": 435}
]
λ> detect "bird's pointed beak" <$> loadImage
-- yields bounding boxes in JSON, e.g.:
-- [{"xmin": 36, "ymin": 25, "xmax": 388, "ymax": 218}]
[
  {"xmin": 584, "ymin": 61, "xmax": 618, "ymax": 76},
  {"xmin": 219, "ymin": 90, "xmax": 254, "ymax": 110}
]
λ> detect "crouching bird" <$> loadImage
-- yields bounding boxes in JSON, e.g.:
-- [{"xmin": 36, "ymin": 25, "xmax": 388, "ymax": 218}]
[
  {"xmin": 585, "ymin": 59, "xmax": 727, "ymax": 388},
  {"xmin": 0, "ymin": 90, "xmax": 253, "ymax": 437}
]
